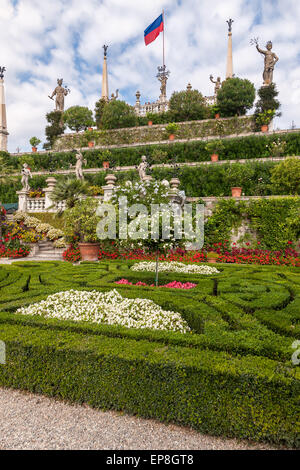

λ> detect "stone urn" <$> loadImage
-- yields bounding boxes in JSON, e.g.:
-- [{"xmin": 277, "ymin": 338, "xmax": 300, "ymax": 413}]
[
  {"xmin": 105, "ymin": 174, "xmax": 117, "ymax": 186},
  {"xmin": 170, "ymin": 178, "xmax": 180, "ymax": 191}
]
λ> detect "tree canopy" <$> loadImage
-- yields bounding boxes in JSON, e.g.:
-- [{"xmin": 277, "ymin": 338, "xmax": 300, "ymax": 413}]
[
  {"xmin": 217, "ymin": 78, "xmax": 256, "ymax": 117},
  {"xmin": 63, "ymin": 106, "xmax": 94, "ymax": 133},
  {"xmin": 101, "ymin": 100, "xmax": 137, "ymax": 129},
  {"xmin": 169, "ymin": 89, "xmax": 208, "ymax": 122}
]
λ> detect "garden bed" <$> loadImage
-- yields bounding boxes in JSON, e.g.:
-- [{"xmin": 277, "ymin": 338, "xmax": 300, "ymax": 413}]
[{"xmin": 0, "ymin": 261, "xmax": 299, "ymax": 447}]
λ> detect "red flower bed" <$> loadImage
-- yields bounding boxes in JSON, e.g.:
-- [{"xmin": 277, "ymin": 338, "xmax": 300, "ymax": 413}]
[
  {"xmin": 63, "ymin": 245, "xmax": 81, "ymax": 263},
  {"xmin": 115, "ymin": 279, "xmax": 197, "ymax": 289}
]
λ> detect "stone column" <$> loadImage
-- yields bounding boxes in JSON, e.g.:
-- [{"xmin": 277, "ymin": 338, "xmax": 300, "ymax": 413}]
[
  {"xmin": 16, "ymin": 190, "xmax": 29, "ymax": 212},
  {"xmin": 0, "ymin": 78, "xmax": 9, "ymax": 152},
  {"xmin": 101, "ymin": 47, "xmax": 109, "ymax": 102},
  {"xmin": 103, "ymin": 174, "xmax": 117, "ymax": 202},
  {"xmin": 226, "ymin": 20, "xmax": 234, "ymax": 79},
  {"xmin": 43, "ymin": 177, "xmax": 57, "ymax": 212}
]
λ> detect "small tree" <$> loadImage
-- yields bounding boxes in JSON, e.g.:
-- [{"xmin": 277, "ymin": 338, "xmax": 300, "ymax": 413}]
[
  {"xmin": 94, "ymin": 98, "xmax": 107, "ymax": 129},
  {"xmin": 29, "ymin": 137, "xmax": 41, "ymax": 149},
  {"xmin": 101, "ymin": 100, "xmax": 137, "ymax": 129},
  {"xmin": 169, "ymin": 89, "xmax": 208, "ymax": 122},
  {"xmin": 51, "ymin": 178, "xmax": 90, "ymax": 210},
  {"xmin": 63, "ymin": 106, "xmax": 94, "ymax": 133},
  {"xmin": 271, "ymin": 158, "xmax": 300, "ymax": 195},
  {"xmin": 255, "ymin": 83, "xmax": 281, "ymax": 115},
  {"xmin": 217, "ymin": 78, "xmax": 256, "ymax": 117},
  {"xmin": 44, "ymin": 111, "xmax": 65, "ymax": 150}
]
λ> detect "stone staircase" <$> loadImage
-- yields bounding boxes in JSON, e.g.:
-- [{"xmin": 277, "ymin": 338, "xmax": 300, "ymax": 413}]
[{"xmin": 28, "ymin": 240, "xmax": 65, "ymax": 261}]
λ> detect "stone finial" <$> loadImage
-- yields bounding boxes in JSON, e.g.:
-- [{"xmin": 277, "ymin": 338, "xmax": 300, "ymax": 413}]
[
  {"xmin": 0, "ymin": 67, "xmax": 6, "ymax": 80},
  {"xmin": 186, "ymin": 83, "xmax": 192, "ymax": 91},
  {"xmin": 45, "ymin": 177, "xmax": 57, "ymax": 190},
  {"xmin": 227, "ymin": 18, "xmax": 234, "ymax": 33}
]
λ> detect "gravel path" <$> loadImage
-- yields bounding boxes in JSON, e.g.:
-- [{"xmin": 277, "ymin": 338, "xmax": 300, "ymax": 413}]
[{"xmin": 0, "ymin": 388, "xmax": 278, "ymax": 450}]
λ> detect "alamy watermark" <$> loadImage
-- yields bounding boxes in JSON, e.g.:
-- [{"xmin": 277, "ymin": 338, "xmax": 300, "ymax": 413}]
[
  {"xmin": 96, "ymin": 200, "xmax": 204, "ymax": 250},
  {"xmin": 0, "ymin": 341, "xmax": 6, "ymax": 365},
  {"xmin": 291, "ymin": 340, "xmax": 300, "ymax": 366}
]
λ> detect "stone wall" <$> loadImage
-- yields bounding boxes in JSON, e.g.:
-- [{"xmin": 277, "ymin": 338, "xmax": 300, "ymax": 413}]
[{"xmin": 53, "ymin": 116, "xmax": 255, "ymax": 151}]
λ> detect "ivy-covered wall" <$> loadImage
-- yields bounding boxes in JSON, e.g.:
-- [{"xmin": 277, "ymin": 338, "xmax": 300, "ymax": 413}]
[{"xmin": 52, "ymin": 116, "xmax": 255, "ymax": 150}]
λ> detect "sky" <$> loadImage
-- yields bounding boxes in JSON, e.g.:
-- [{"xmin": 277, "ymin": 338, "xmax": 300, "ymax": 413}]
[{"xmin": 1, "ymin": 0, "xmax": 300, "ymax": 153}]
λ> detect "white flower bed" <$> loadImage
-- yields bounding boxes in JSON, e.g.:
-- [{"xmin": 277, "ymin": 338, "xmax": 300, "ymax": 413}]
[
  {"xmin": 15, "ymin": 289, "xmax": 190, "ymax": 333},
  {"xmin": 131, "ymin": 261, "xmax": 220, "ymax": 275}
]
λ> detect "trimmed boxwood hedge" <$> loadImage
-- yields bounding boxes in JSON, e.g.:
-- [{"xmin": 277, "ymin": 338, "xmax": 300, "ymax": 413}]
[{"xmin": 0, "ymin": 261, "xmax": 299, "ymax": 447}]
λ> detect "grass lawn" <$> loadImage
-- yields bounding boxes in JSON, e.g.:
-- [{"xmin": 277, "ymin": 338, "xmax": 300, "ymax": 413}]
[{"xmin": 0, "ymin": 260, "xmax": 299, "ymax": 447}]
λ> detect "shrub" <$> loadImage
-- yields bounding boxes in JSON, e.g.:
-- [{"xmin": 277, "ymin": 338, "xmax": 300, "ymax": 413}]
[
  {"xmin": 63, "ymin": 106, "xmax": 94, "ymax": 133},
  {"xmin": 270, "ymin": 157, "xmax": 300, "ymax": 195},
  {"xmin": 64, "ymin": 198, "xmax": 101, "ymax": 243},
  {"xmin": 101, "ymin": 100, "xmax": 137, "ymax": 129},
  {"xmin": 168, "ymin": 89, "xmax": 208, "ymax": 122},
  {"xmin": 217, "ymin": 77, "xmax": 256, "ymax": 117}
]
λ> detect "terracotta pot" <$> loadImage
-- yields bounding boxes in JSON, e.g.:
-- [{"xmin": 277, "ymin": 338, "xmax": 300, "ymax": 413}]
[
  {"xmin": 261, "ymin": 125, "xmax": 269, "ymax": 133},
  {"xmin": 88, "ymin": 141, "xmax": 94, "ymax": 148},
  {"xmin": 103, "ymin": 161, "xmax": 110, "ymax": 169},
  {"xmin": 32, "ymin": 147, "xmax": 37, "ymax": 153},
  {"xmin": 231, "ymin": 187, "xmax": 242, "ymax": 198},
  {"xmin": 88, "ymin": 127, "xmax": 93, "ymax": 131},
  {"xmin": 148, "ymin": 121, "xmax": 153, "ymax": 127},
  {"xmin": 215, "ymin": 113, "xmax": 220, "ymax": 119},
  {"xmin": 207, "ymin": 258, "xmax": 218, "ymax": 264},
  {"xmin": 78, "ymin": 243, "xmax": 100, "ymax": 262},
  {"xmin": 211, "ymin": 154, "xmax": 219, "ymax": 162},
  {"xmin": 169, "ymin": 134, "xmax": 175, "ymax": 141}
]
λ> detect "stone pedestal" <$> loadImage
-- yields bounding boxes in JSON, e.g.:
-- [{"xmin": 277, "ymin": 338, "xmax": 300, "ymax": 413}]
[
  {"xmin": 103, "ymin": 174, "xmax": 117, "ymax": 202},
  {"xmin": 16, "ymin": 190, "xmax": 29, "ymax": 212},
  {"xmin": 43, "ymin": 177, "xmax": 57, "ymax": 212}
]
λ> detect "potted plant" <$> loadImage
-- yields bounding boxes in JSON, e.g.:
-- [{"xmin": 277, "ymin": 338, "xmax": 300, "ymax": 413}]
[
  {"xmin": 101, "ymin": 150, "xmax": 112, "ymax": 169},
  {"xmin": 206, "ymin": 251, "xmax": 219, "ymax": 264},
  {"xmin": 64, "ymin": 198, "xmax": 101, "ymax": 261},
  {"xmin": 226, "ymin": 163, "xmax": 254, "ymax": 197},
  {"xmin": 29, "ymin": 137, "xmax": 41, "ymax": 153},
  {"xmin": 84, "ymin": 129, "xmax": 98, "ymax": 148},
  {"xmin": 166, "ymin": 122, "xmax": 179, "ymax": 141},
  {"xmin": 255, "ymin": 110, "xmax": 275, "ymax": 132},
  {"xmin": 211, "ymin": 105, "xmax": 220, "ymax": 119},
  {"xmin": 205, "ymin": 139, "xmax": 225, "ymax": 162}
]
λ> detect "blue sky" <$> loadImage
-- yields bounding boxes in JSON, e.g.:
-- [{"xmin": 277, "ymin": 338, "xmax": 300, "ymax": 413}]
[{"xmin": 1, "ymin": 0, "xmax": 300, "ymax": 152}]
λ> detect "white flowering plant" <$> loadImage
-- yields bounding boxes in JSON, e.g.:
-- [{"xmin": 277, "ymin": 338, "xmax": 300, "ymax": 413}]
[
  {"xmin": 15, "ymin": 289, "xmax": 191, "ymax": 334},
  {"xmin": 131, "ymin": 261, "xmax": 220, "ymax": 275}
]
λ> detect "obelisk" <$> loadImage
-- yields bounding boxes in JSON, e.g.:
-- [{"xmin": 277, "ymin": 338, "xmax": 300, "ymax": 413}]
[
  {"xmin": 0, "ymin": 67, "xmax": 8, "ymax": 152},
  {"xmin": 101, "ymin": 45, "xmax": 109, "ymax": 102},
  {"xmin": 226, "ymin": 19, "xmax": 234, "ymax": 79}
]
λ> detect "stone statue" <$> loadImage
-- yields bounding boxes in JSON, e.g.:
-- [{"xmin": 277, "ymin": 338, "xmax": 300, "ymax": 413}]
[
  {"xmin": 103, "ymin": 45, "xmax": 109, "ymax": 57},
  {"xmin": 49, "ymin": 79, "xmax": 70, "ymax": 112},
  {"xmin": 227, "ymin": 18, "xmax": 234, "ymax": 33},
  {"xmin": 0, "ymin": 66, "xmax": 6, "ymax": 79},
  {"xmin": 253, "ymin": 39, "xmax": 279, "ymax": 85},
  {"xmin": 210, "ymin": 75, "xmax": 222, "ymax": 95},
  {"xmin": 74, "ymin": 150, "xmax": 87, "ymax": 181},
  {"xmin": 138, "ymin": 156, "xmax": 149, "ymax": 181},
  {"xmin": 21, "ymin": 163, "xmax": 32, "ymax": 191},
  {"xmin": 110, "ymin": 89, "xmax": 119, "ymax": 101}
]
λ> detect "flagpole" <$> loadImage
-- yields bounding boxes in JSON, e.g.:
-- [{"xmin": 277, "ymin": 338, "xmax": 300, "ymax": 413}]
[{"xmin": 162, "ymin": 9, "xmax": 165, "ymax": 68}]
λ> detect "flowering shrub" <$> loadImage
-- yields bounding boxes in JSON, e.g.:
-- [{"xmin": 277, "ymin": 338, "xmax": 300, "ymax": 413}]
[
  {"xmin": 12, "ymin": 212, "xmax": 65, "ymax": 246},
  {"xmin": 63, "ymin": 245, "xmax": 81, "ymax": 262},
  {"xmin": 35, "ymin": 223, "xmax": 53, "ymax": 234},
  {"xmin": 115, "ymin": 279, "xmax": 197, "ymax": 289},
  {"xmin": 29, "ymin": 189, "xmax": 45, "ymax": 198},
  {"xmin": 131, "ymin": 261, "xmax": 220, "ymax": 275},
  {"xmin": 15, "ymin": 289, "xmax": 191, "ymax": 333},
  {"xmin": 47, "ymin": 228, "xmax": 65, "ymax": 241},
  {"xmin": 53, "ymin": 238, "xmax": 67, "ymax": 248}
]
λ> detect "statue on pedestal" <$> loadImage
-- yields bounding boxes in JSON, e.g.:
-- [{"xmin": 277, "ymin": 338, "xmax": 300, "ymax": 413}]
[
  {"xmin": 252, "ymin": 38, "xmax": 279, "ymax": 85},
  {"xmin": 21, "ymin": 163, "xmax": 32, "ymax": 191},
  {"xmin": 210, "ymin": 75, "xmax": 222, "ymax": 95},
  {"xmin": 74, "ymin": 150, "xmax": 87, "ymax": 181},
  {"xmin": 49, "ymin": 79, "xmax": 70, "ymax": 112},
  {"xmin": 138, "ymin": 156, "xmax": 149, "ymax": 181}
]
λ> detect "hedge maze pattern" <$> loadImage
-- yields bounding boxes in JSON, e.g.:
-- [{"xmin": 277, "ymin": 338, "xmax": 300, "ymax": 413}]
[{"xmin": 0, "ymin": 261, "xmax": 299, "ymax": 447}]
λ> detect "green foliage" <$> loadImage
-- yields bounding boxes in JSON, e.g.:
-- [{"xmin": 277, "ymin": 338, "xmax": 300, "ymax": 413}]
[
  {"xmin": 270, "ymin": 157, "xmax": 300, "ymax": 195},
  {"xmin": 226, "ymin": 162, "xmax": 255, "ymax": 188},
  {"xmin": 205, "ymin": 139, "xmax": 225, "ymax": 155},
  {"xmin": 51, "ymin": 178, "xmax": 90, "ymax": 209},
  {"xmin": 64, "ymin": 198, "xmax": 101, "ymax": 242},
  {"xmin": 0, "ymin": 261, "xmax": 299, "ymax": 447},
  {"xmin": 94, "ymin": 98, "xmax": 107, "ymax": 129},
  {"xmin": 101, "ymin": 100, "xmax": 137, "ymax": 129},
  {"xmin": 44, "ymin": 111, "xmax": 65, "ymax": 150},
  {"xmin": 63, "ymin": 106, "xmax": 94, "ymax": 133},
  {"xmin": 217, "ymin": 77, "xmax": 256, "ymax": 117},
  {"xmin": 168, "ymin": 89, "xmax": 209, "ymax": 122},
  {"xmin": 255, "ymin": 84, "xmax": 281, "ymax": 115},
  {"xmin": 255, "ymin": 110, "xmax": 276, "ymax": 126},
  {"xmin": 165, "ymin": 122, "xmax": 179, "ymax": 135},
  {"xmin": 29, "ymin": 137, "xmax": 41, "ymax": 148}
]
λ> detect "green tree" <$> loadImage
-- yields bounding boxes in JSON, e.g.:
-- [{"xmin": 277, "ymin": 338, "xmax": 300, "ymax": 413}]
[
  {"xmin": 217, "ymin": 78, "xmax": 256, "ymax": 117},
  {"xmin": 168, "ymin": 89, "xmax": 208, "ymax": 122},
  {"xmin": 255, "ymin": 83, "xmax": 281, "ymax": 115},
  {"xmin": 44, "ymin": 111, "xmax": 65, "ymax": 150},
  {"xmin": 101, "ymin": 100, "xmax": 137, "ymax": 129},
  {"xmin": 63, "ymin": 106, "xmax": 94, "ymax": 133},
  {"xmin": 94, "ymin": 98, "xmax": 107, "ymax": 129},
  {"xmin": 271, "ymin": 158, "xmax": 300, "ymax": 195}
]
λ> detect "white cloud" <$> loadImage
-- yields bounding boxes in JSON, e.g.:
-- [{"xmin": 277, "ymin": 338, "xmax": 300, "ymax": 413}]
[{"xmin": 0, "ymin": 0, "xmax": 299, "ymax": 152}]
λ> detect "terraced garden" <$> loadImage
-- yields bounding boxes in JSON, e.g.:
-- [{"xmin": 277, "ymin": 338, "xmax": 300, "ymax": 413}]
[{"xmin": 0, "ymin": 260, "xmax": 299, "ymax": 447}]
